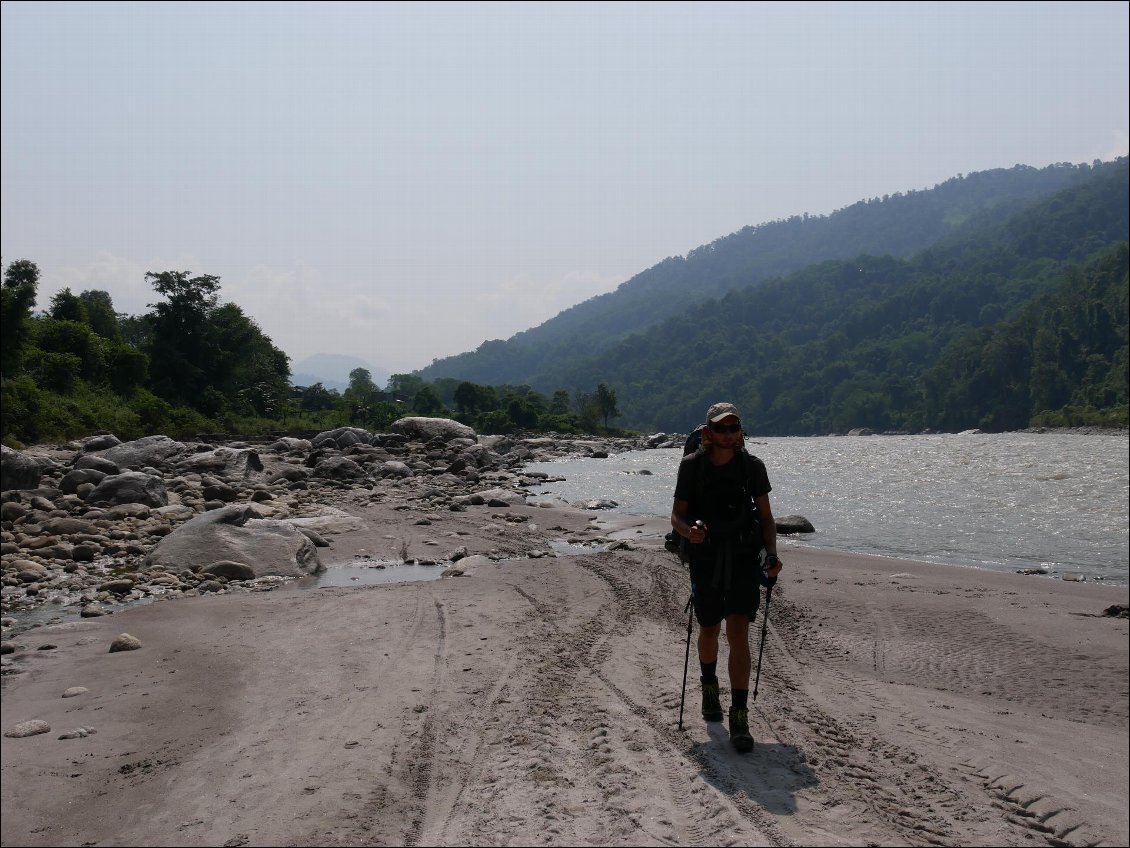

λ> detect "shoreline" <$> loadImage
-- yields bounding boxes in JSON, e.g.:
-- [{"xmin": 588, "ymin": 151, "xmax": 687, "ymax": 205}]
[
  {"xmin": 3, "ymin": 496, "xmax": 1127, "ymax": 847},
  {"xmin": 3, "ymin": 430, "xmax": 1128, "ymax": 846}
]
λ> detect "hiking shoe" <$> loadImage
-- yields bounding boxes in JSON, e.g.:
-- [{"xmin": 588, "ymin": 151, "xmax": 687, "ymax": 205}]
[
  {"xmin": 701, "ymin": 679, "xmax": 723, "ymax": 722},
  {"xmin": 729, "ymin": 708, "xmax": 753, "ymax": 753}
]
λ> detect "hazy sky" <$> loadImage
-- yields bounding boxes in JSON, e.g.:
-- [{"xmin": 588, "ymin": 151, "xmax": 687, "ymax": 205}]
[{"xmin": 2, "ymin": 1, "xmax": 1127, "ymax": 376}]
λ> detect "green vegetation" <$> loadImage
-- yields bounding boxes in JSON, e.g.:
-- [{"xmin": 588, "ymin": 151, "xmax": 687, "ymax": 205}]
[
  {"xmin": 0, "ymin": 262, "xmax": 627, "ymax": 444},
  {"xmin": 3, "ymin": 158, "xmax": 1125, "ymax": 444},
  {"xmin": 425, "ymin": 159, "xmax": 1130, "ymax": 434}
]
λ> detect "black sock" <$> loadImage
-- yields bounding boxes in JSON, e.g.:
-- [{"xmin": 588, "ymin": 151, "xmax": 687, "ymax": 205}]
[
  {"xmin": 732, "ymin": 689, "xmax": 748, "ymax": 711},
  {"xmin": 700, "ymin": 661, "xmax": 718, "ymax": 683}
]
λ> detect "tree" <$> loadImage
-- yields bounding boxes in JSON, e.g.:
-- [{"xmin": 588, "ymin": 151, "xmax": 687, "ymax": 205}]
[
  {"xmin": 301, "ymin": 382, "xmax": 336, "ymax": 412},
  {"xmin": 413, "ymin": 385, "xmax": 443, "ymax": 415},
  {"xmin": 1, "ymin": 259, "xmax": 40, "ymax": 377},
  {"xmin": 594, "ymin": 383, "xmax": 620, "ymax": 428},
  {"xmin": 549, "ymin": 390, "xmax": 571, "ymax": 415},
  {"xmin": 49, "ymin": 288, "xmax": 87, "ymax": 323},
  {"xmin": 144, "ymin": 270, "xmax": 222, "ymax": 406},
  {"xmin": 347, "ymin": 368, "xmax": 378, "ymax": 403},
  {"xmin": 387, "ymin": 373, "xmax": 425, "ymax": 402},
  {"xmin": 78, "ymin": 290, "xmax": 122, "ymax": 341}
]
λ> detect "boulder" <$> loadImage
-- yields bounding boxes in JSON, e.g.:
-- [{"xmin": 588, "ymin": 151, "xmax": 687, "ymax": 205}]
[
  {"xmin": 94, "ymin": 435, "xmax": 186, "ymax": 470},
  {"xmin": 267, "ymin": 466, "xmax": 310, "ymax": 484},
  {"xmin": 312, "ymin": 456, "xmax": 366, "ymax": 481},
  {"xmin": 73, "ymin": 454, "xmax": 121, "ymax": 474},
  {"xmin": 80, "ymin": 434, "xmax": 122, "ymax": 452},
  {"xmin": 776, "ymin": 514, "xmax": 816, "ymax": 534},
  {"xmin": 176, "ymin": 447, "xmax": 264, "ymax": 479},
  {"xmin": 60, "ymin": 468, "xmax": 108, "ymax": 494},
  {"xmin": 390, "ymin": 417, "xmax": 476, "ymax": 443},
  {"xmin": 1, "ymin": 446, "xmax": 43, "ymax": 491},
  {"xmin": 378, "ymin": 460, "xmax": 413, "ymax": 479},
  {"xmin": 311, "ymin": 427, "xmax": 374, "ymax": 450},
  {"xmin": 268, "ymin": 437, "xmax": 313, "ymax": 453},
  {"xmin": 146, "ymin": 504, "xmax": 323, "ymax": 578},
  {"xmin": 85, "ymin": 472, "xmax": 169, "ymax": 508}
]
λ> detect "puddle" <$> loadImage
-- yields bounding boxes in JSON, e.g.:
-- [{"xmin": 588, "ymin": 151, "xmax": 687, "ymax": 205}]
[
  {"xmin": 299, "ymin": 560, "xmax": 447, "ymax": 589},
  {"xmin": 2, "ymin": 596, "xmax": 156, "ymax": 639},
  {"xmin": 548, "ymin": 540, "xmax": 611, "ymax": 556}
]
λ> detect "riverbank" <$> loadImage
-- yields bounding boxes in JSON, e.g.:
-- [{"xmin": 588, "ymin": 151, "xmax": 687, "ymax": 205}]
[{"xmin": 3, "ymin": 491, "xmax": 1127, "ymax": 847}]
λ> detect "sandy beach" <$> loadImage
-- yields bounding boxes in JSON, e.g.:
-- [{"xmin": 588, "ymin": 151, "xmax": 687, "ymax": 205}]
[{"xmin": 2, "ymin": 496, "xmax": 1127, "ymax": 847}]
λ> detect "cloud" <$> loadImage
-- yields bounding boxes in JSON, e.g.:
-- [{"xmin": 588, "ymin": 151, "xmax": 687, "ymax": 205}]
[
  {"xmin": 477, "ymin": 268, "xmax": 624, "ymax": 329},
  {"xmin": 37, "ymin": 251, "xmax": 203, "ymax": 315},
  {"xmin": 1103, "ymin": 130, "xmax": 1129, "ymax": 161}
]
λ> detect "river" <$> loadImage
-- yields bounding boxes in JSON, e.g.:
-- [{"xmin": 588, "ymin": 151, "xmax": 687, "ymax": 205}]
[{"xmin": 522, "ymin": 432, "xmax": 1129, "ymax": 587}]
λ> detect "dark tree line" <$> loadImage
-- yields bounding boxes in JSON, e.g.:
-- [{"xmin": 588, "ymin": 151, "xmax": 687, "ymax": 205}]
[
  {"xmin": 2, "ymin": 266, "xmax": 290, "ymax": 444},
  {"xmin": 428, "ymin": 160, "xmax": 1128, "ymax": 435}
]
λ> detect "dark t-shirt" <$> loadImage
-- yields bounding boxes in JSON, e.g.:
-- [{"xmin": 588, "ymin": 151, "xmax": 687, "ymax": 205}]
[{"xmin": 673, "ymin": 450, "xmax": 771, "ymax": 529}]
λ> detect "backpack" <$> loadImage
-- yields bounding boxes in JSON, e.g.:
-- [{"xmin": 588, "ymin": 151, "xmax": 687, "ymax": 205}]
[
  {"xmin": 665, "ymin": 444, "xmax": 764, "ymax": 563},
  {"xmin": 682, "ymin": 424, "xmax": 706, "ymax": 456}
]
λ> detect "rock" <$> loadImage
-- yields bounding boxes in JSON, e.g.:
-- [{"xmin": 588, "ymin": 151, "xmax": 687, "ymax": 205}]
[
  {"xmin": 4, "ymin": 720, "xmax": 51, "ymax": 738},
  {"xmin": 201, "ymin": 560, "xmax": 257, "ymax": 581},
  {"xmin": 311, "ymin": 427, "xmax": 374, "ymax": 450},
  {"xmin": 73, "ymin": 453, "xmax": 121, "ymax": 474},
  {"xmin": 312, "ymin": 457, "xmax": 366, "ymax": 481},
  {"xmin": 267, "ymin": 466, "xmax": 310, "ymax": 484},
  {"xmin": 378, "ymin": 460, "xmax": 413, "ymax": 479},
  {"xmin": 80, "ymin": 606, "xmax": 109, "ymax": 618},
  {"xmin": 85, "ymin": 471, "xmax": 169, "ymax": 508},
  {"xmin": 62, "ymin": 687, "xmax": 89, "ymax": 698},
  {"xmin": 1, "ymin": 445, "xmax": 44, "ymax": 491},
  {"xmin": 390, "ymin": 417, "xmax": 477, "ymax": 442},
  {"xmin": 94, "ymin": 435, "xmax": 186, "ymax": 470},
  {"xmin": 80, "ymin": 434, "xmax": 122, "ymax": 452},
  {"xmin": 146, "ymin": 504, "xmax": 323, "ymax": 578},
  {"xmin": 41, "ymin": 516, "xmax": 98, "ymax": 535},
  {"xmin": 102, "ymin": 503, "xmax": 152, "ymax": 520},
  {"xmin": 98, "ymin": 579, "xmax": 135, "ymax": 595},
  {"xmin": 295, "ymin": 527, "xmax": 329, "ymax": 547},
  {"xmin": 579, "ymin": 498, "xmax": 619, "ymax": 510},
  {"xmin": 0, "ymin": 500, "xmax": 28, "ymax": 521},
  {"xmin": 1103, "ymin": 604, "xmax": 1129, "ymax": 619},
  {"xmin": 60, "ymin": 467, "xmax": 108, "ymax": 494},
  {"xmin": 177, "ymin": 447, "xmax": 264, "ymax": 479},
  {"xmin": 776, "ymin": 515, "xmax": 816, "ymax": 534},
  {"xmin": 58, "ymin": 727, "xmax": 96, "ymax": 739},
  {"xmin": 109, "ymin": 633, "xmax": 142, "ymax": 652},
  {"xmin": 268, "ymin": 437, "xmax": 312, "ymax": 453},
  {"xmin": 202, "ymin": 480, "xmax": 239, "ymax": 502}
]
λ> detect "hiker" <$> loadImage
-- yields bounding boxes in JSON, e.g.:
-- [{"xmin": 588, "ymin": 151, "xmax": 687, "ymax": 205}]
[{"xmin": 670, "ymin": 402, "xmax": 783, "ymax": 752}]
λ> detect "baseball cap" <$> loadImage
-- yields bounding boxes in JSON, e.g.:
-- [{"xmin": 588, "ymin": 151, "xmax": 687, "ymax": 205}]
[{"xmin": 706, "ymin": 402, "xmax": 741, "ymax": 423}]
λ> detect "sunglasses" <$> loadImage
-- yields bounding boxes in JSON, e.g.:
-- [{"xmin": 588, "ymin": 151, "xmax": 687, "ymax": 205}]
[{"xmin": 710, "ymin": 422, "xmax": 742, "ymax": 434}]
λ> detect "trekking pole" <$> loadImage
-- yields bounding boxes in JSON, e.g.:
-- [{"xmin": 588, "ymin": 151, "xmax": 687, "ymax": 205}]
[
  {"xmin": 751, "ymin": 578, "xmax": 775, "ymax": 703},
  {"xmin": 677, "ymin": 592, "xmax": 693, "ymax": 730},
  {"xmin": 677, "ymin": 520, "xmax": 703, "ymax": 730}
]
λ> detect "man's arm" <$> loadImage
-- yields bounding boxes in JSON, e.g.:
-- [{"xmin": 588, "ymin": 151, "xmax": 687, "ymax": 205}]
[{"xmin": 671, "ymin": 497, "xmax": 706, "ymax": 544}]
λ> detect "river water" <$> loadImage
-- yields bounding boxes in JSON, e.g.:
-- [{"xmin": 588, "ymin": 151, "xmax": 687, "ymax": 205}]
[{"xmin": 523, "ymin": 433, "xmax": 1129, "ymax": 587}]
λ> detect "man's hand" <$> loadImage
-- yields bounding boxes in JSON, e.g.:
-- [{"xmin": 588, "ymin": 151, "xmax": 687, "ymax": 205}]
[
  {"xmin": 688, "ymin": 519, "xmax": 707, "ymax": 544},
  {"xmin": 765, "ymin": 553, "xmax": 783, "ymax": 579}
]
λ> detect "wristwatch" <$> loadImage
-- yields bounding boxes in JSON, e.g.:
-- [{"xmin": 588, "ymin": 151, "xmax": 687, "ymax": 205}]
[{"xmin": 765, "ymin": 553, "xmax": 780, "ymax": 567}]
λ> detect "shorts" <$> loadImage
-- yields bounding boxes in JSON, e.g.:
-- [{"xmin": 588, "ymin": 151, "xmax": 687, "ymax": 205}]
[{"xmin": 689, "ymin": 556, "xmax": 762, "ymax": 627}]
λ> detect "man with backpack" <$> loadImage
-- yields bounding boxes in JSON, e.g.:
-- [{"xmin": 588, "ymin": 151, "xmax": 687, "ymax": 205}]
[{"xmin": 670, "ymin": 402, "xmax": 784, "ymax": 752}]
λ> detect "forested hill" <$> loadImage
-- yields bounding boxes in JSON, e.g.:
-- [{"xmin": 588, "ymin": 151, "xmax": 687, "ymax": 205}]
[
  {"xmin": 535, "ymin": 158, "xmax": 1129, "ymax": 434},
  {"xmin": 418, "ymin": 160, "xmax": 1115, "ymax": 386}
]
